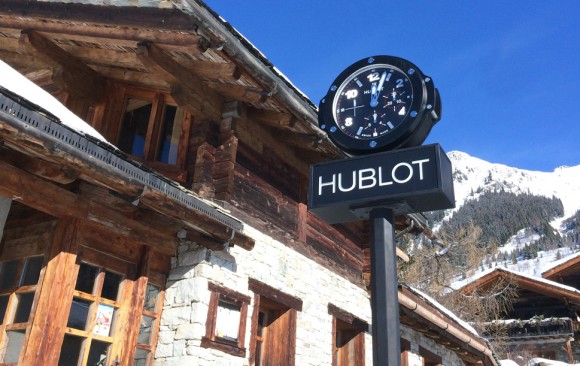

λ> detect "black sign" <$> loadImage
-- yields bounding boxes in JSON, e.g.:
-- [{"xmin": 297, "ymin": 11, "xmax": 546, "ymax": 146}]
[{"xmin": 308, "ymin": 144, "xmax": 455, "ymax": 223}]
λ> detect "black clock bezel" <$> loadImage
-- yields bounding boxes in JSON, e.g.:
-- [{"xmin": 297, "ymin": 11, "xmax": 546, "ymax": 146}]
[{"xmin": 318, "ymin": 55, "xmax": 441, "ymax": 155}]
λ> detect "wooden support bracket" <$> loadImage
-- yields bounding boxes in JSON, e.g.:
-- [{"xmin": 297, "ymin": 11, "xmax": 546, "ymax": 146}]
[{"xmin": 19, "ymin": 30, "xmax": 106, "ymax": 104}]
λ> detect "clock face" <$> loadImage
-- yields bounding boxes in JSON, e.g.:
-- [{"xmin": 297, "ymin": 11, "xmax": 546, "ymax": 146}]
[
  {"xmin": 332, "ymin": 64, "xmax": 413, "ymax": 141},
  {"xmin": 319, "ymin": 55, "xmax": 441, "ymax": 155}
]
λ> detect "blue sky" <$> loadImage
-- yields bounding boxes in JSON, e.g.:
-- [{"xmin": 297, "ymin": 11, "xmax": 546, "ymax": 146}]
[{"xmin": 204, "ymin": 1, "xmax": 580, "ymax": 172}]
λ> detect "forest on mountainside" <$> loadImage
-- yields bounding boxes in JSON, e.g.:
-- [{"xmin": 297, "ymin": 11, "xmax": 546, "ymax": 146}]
[{"xmin": 436, "ymin": 191, "xmax": 564, "ymax": 248}]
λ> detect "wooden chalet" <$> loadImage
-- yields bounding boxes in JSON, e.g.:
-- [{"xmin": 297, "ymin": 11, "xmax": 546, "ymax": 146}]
[
  {"xmin": 0, "ymin": 1, "xmax": 498, "ymax": 365},
  {"xmin": 460, "ymin": 267, "xmax": 580, "ymax": 363}
]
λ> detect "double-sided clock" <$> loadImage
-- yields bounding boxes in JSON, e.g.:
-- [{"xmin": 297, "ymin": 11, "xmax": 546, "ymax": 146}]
[{"xmin": 318, "ymin": 55, "xmax": 441, "ymax": 155}]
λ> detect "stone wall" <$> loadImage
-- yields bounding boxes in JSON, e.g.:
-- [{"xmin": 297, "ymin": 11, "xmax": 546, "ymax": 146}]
[{"xmin": 154, "ymin": 225, "xmax": 471, "ymax": 365}]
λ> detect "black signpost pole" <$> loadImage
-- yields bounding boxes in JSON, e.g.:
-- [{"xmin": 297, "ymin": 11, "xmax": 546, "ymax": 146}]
[{"xmin": 370, "ymin": 207, "xmax": 401, "ymax": 366}]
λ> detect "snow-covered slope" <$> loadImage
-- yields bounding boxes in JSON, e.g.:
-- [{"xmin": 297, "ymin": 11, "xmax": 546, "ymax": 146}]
[
  {"xmin": 445, "ymin": 151, "xmax": 580, "ymax": 278},
  {"xmin": 447, "ymin": 151, "xmax": 580, "ymax": 219}
]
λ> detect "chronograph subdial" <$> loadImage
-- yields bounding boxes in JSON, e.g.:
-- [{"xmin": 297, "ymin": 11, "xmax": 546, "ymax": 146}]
[{"xmin": 383, "ymin": 89, "xmax": 410, "ymax": 116}]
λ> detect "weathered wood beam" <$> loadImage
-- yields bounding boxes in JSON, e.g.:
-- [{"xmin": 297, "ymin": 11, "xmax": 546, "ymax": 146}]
[
  {"xmin": 234, "ymin": 116, "xmax": 310, "ymax": 174},
  {"xmin": 78, "ymin": 182, "xmax": 139, "ymax": 214},
  {"xmin": 0, "ymin": 49, "xmax": 49, "ymax": 71},
  {"xmin": 58, "ymin": 43, "xmax": 140, "ymax": 69},
  {"xmin": 137, "ymin": 42, "xmax": 196, "ymax": 85},
  {"xmin": 0, "ymin": 2, "xmax": 207, "ymax": 49},
  {"xmin": 0, "ymin": 160, "xmax": 177, "ymax": 256},
  {"xmin": 63, "ymin": 47, "xmax": 239, "ymax": 83},
  {"xmin": 170, "ymin": 83, "xmax": 222, "ymax": 121},
  {"xmin": 187, "ymin": 231, "xmax": 231, "ymax": 251},
  {"xmin": 136, "ymin": 42, "xmax": 222, "ymax": 119},
  {"xmin": 1, "ymin": 148, "xmax": 79, "ymax": 184},
  {"xmin": 0, "ymin": 121, "xmax": 145, "ymax": 198},
  {"xmin": 205, "ymin": 81, "xmax": 269, "ymax": 104},
  {"xmin": 137, "ymin": 43, "xmax": 266, "ymax": 104},
  {"xmin": 0, "ymin": 34, "xmax": 25, "ymax": 52},
  {"xmin": 139, "ymin": 186, "xmax": 255, "ymax": 251},
  {"xmin": 90, "ymin": 65, "xmax": 169, "ymax": 90},
  {"xmin": 181, "ymin": 60, "xmax": 242, "ymax": 82},
  {"xmin": 247, "ymin": 108, "xmax": 297, "ymax": 129},
  {"xmin": 19, "ymin": 30, "xmax": 106, "ymax": 103},
  {"xmin": 273, "ymin": 130, "xmax": 322, "ymax": 149},
  {"xmin": 0, "ymin": 1, "xmax": 198, "ymax": 30}
]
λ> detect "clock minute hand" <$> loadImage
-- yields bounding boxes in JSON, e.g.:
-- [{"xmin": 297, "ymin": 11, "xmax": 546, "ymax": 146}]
[
  {"xmin": 370, "ymin": 82, "xmax": 378, "ymax": 107},
  {"xmin": 370, "ymin": 71, "xmax": 387, "ymax": 108}
]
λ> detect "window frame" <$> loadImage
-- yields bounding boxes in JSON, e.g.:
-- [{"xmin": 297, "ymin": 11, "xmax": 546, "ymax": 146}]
[
  {"xmin": 248, "ymin": 278, "xmax": 302, "ymax": 366},
  {"xmin": 133, "ymin": 272, "xmax": 165, "ymax": 366},
  {"xmin": 0, "ymin": 255, "xmax": 45, "ymax": 365},
  {"xmin": 201, "ymin": 282, "xmax": 251, "ymax": 357},
  {"xmin": 419, "ymin": 345, "xmax": 442, "ymax": 366},
  {"xmin": 57, "ymin": 245, "xmax": 136, "ymax": 366},
  {"xmin": 115, "ymin": 86, "xmax": 191, "ymax": 182},
  {"xmin": 328, "ymin": 303, "xmax": 367, "ymax": 366},
  {"xmin": 59, "ymin": 261, "xmax": 126, "ymax": 366}
]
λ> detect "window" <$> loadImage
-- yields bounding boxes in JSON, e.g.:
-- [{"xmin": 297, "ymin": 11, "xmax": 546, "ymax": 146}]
[
  {"xmin": 248, "ymin": 279, "xmax": 302, "ymax": 366},
  {"xmin": 117, "ymin": 88, "xmax": 190, "ymax": 178},
  {"xmin": 328, "ymin": 304, "xmax": 367, "ymax": 366},
  {"xmin": 419, "ymin": 346, "xmax": 442, "ymax": 366},
  {"xmin": 201, "ymin": 282, "xmax": 250, "ymax": 357},
  {"xmin": 0, "ymin": 256, "xmax": 44, "ymax": 364},
  {"xmin": 58, "ymin": 262, "xmax": 125, "ymax": 366},
  {"xmin": 134, "ymin": 281, "xmax": 164, "ymax": 366}
]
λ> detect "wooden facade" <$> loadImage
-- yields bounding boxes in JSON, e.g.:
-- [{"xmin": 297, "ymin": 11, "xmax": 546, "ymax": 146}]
[
  {"xmin": 460, "ymin": 267, "xmax": 580, "ymax": 363},
  {"xmin": 0, "ymin": 1, "xmax": 498, "ymax": 365}
]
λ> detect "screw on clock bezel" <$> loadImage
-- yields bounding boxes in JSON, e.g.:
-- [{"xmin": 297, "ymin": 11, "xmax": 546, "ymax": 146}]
[{"xmin": 318, "ymin": 55, "xmax": 440, "ymax": 155}]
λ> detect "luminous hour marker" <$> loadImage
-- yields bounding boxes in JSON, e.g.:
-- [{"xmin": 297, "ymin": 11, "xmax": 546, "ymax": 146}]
[
  {"xmin": 387, "ymin": 121, "xmax": 394, "ymax": 129},
  {"xmin": 356, "ymin": 126, "xmax": 364, "ymax": 136},
  {"xmin": 356, "ymin": 79, "xmax": 363, "ymax": 87},
  {"xmin": 398, "ymin": 107, "xmax": 406, "ymax": 115},
  {"xmin": 345, "ymin": 89, "xmax": 358, "ymax": 99}
]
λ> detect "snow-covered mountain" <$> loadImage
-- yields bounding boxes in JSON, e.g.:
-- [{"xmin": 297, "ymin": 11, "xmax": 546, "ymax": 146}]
[
  {"xmin": 446, "ymin": 151, "xmax": 580, "ymax": 220},
  {"xmin": 444, "ymin": 151, "xmax": 580, "ymax": 277},
  {"xmin": 439, "ymin": 152, "xmax": 580, "ymax": 285}
]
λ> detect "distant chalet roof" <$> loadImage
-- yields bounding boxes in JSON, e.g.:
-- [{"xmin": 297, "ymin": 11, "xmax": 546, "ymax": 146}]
[
  {"xmin": 542, "ymin": 251, "xmax": 580, "ymax": 280},
  {"xmin": 457, "ymin": 267, "xmax": 580, "ymax": 304}
]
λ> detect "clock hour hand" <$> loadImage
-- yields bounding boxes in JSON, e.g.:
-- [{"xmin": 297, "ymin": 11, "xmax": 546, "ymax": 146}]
[{"xmin": 370, "ymin": 71, "xmax": 387, "ymax": 108}]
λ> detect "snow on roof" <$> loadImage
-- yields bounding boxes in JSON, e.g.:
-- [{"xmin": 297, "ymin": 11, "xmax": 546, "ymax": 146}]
[
  {"xmin": 455, "ymin": 267, "xmax": 580, "ymax": 296},
  {"xmin": 541, "ymin": 251, "xmax": 580, "ymax": 275},
  {"xmin": 451, "ymin": 266, "xmax": 498, "ymax": 290},
  {"xmin": 528, "ymin": 358, "xmax": 575, "ymax": 366},
  {"xmin": 0, "ymin": 60, "xmax": 110, "ymax": 144},
  {"xmin": 408, "ymin": 286, "xmax": 480, "ymax": 336}
]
